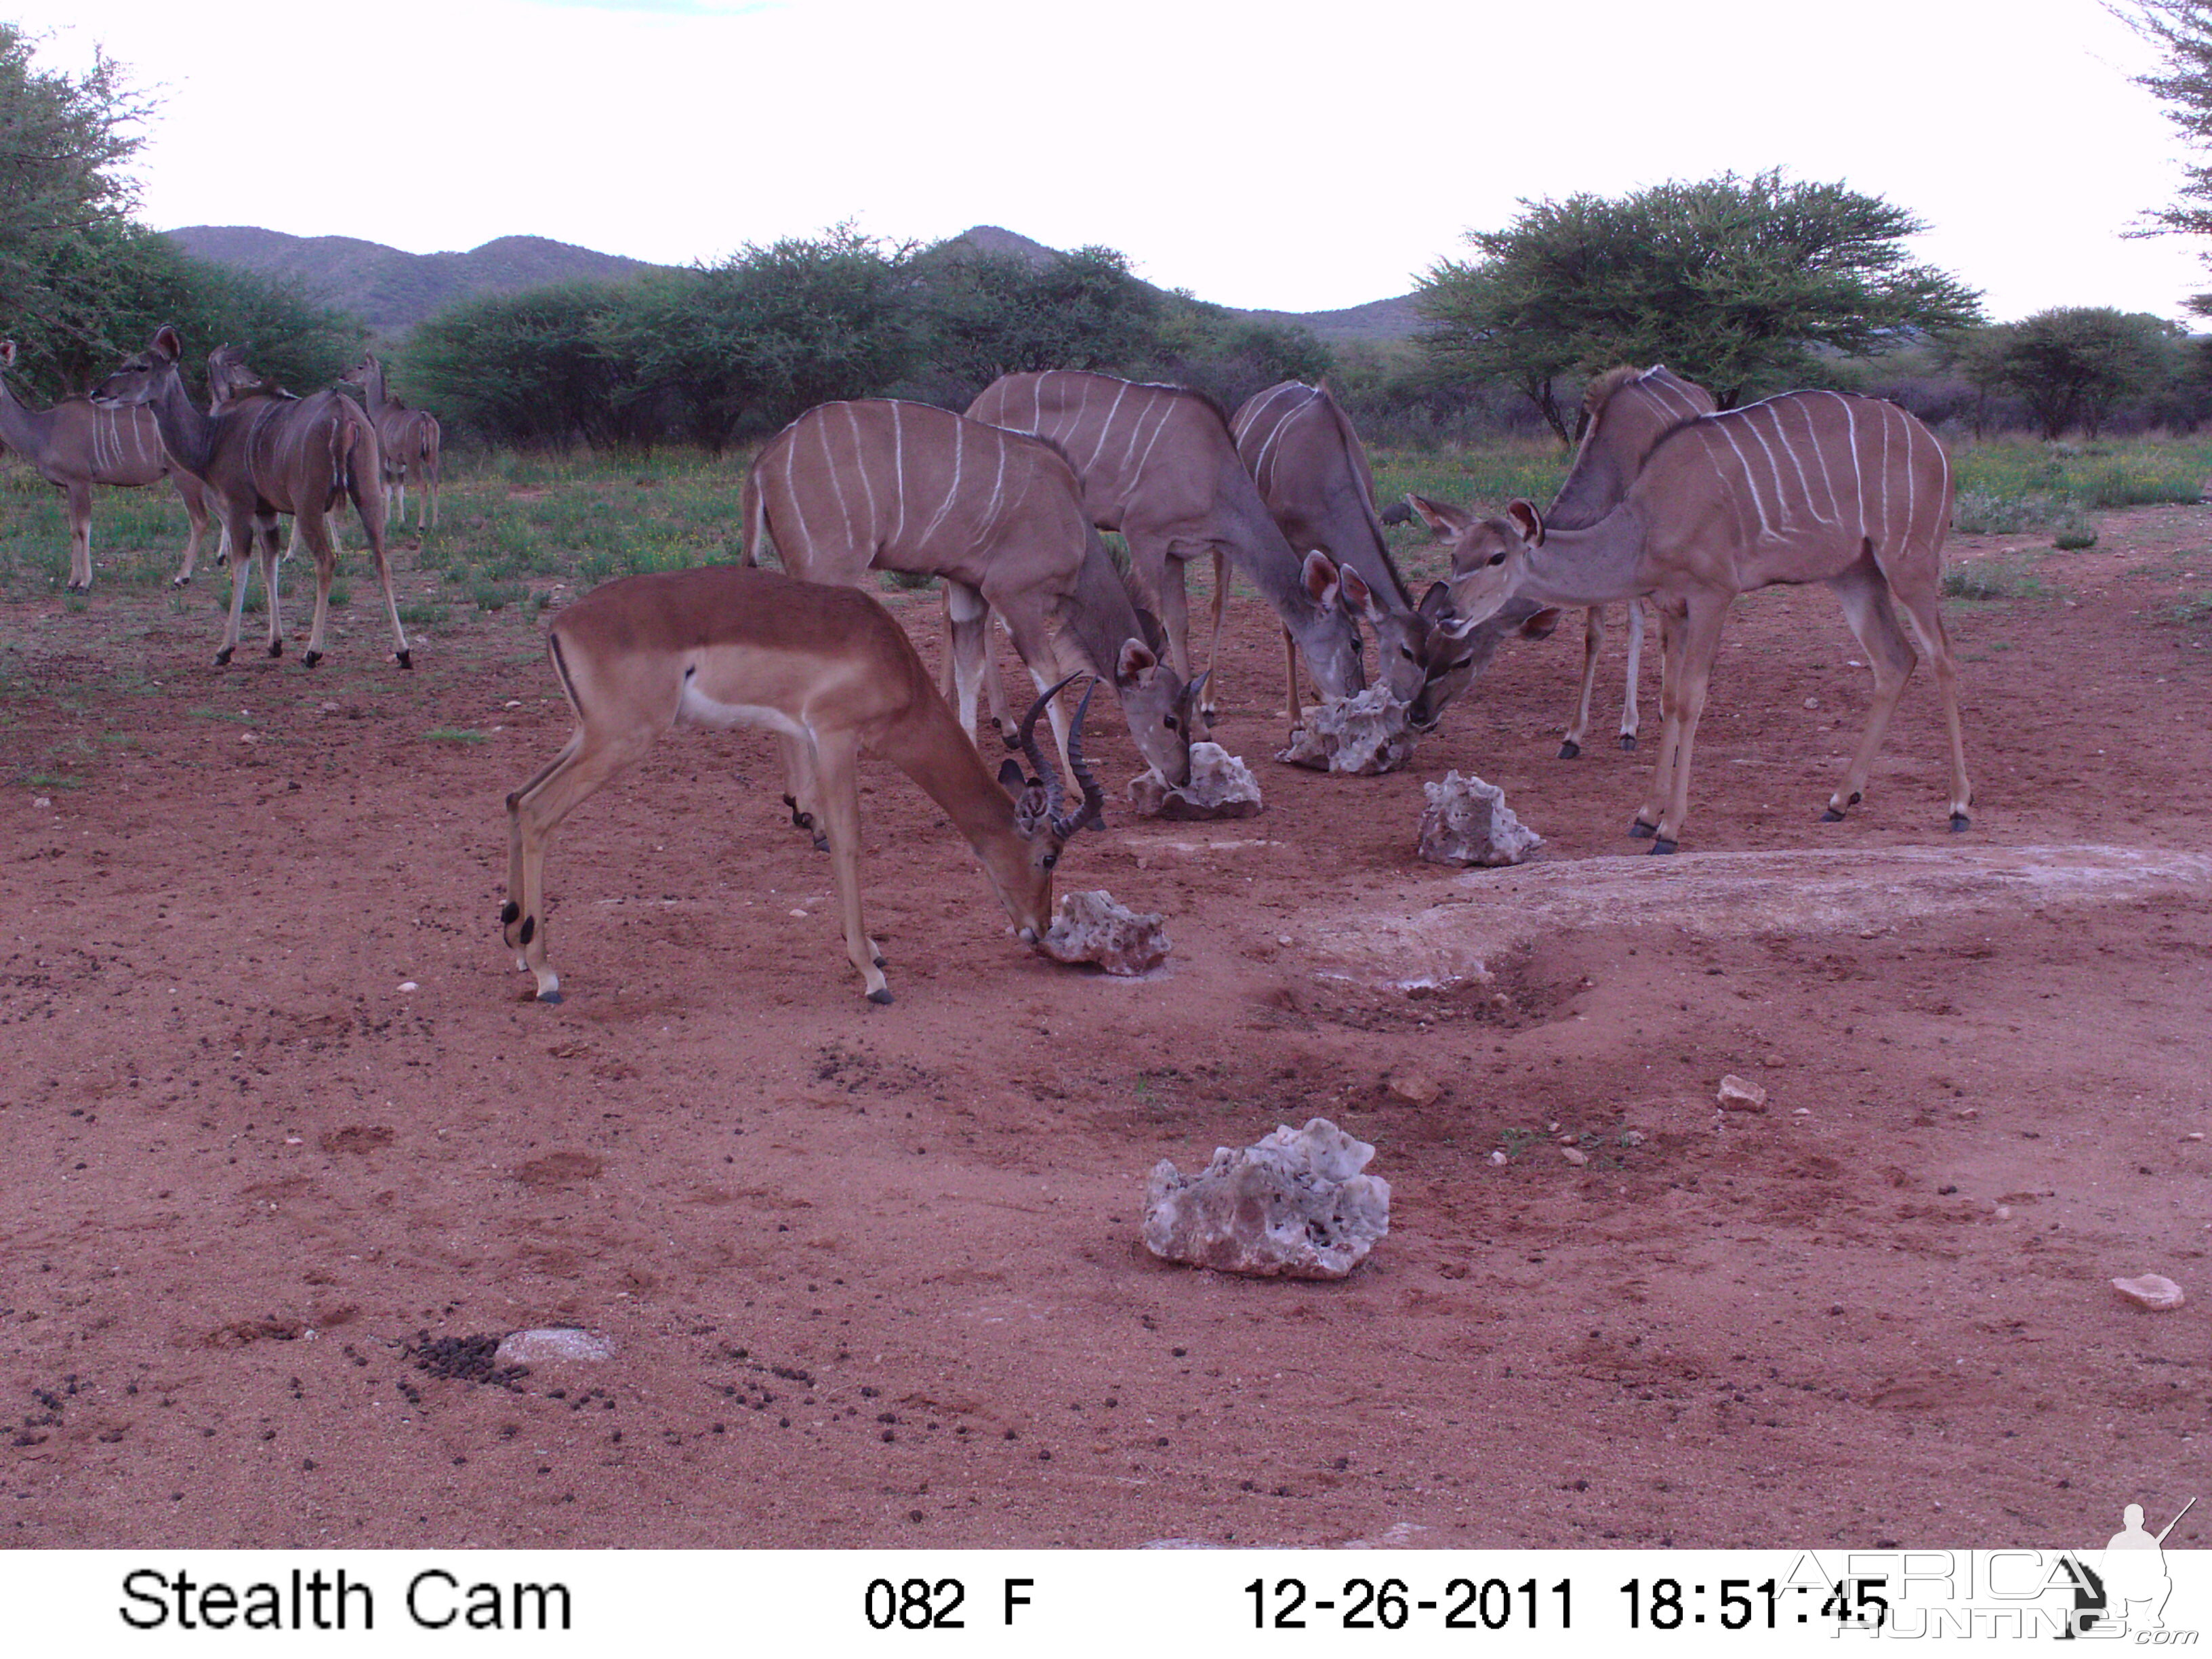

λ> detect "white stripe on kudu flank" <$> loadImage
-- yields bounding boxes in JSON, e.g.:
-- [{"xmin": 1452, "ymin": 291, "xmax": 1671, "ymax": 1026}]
[
  {"xmin": 1800, "ymin": 398, "xmax": 1842, "ymax": 525},
  {"xmin": 890, "ymin": 403, "xmax": 907, "ymax": 544},
  {"xmin": 917, "ymin": 417, "xmax": 964, "ymax": 548},
  {"xmin": 1086, "ymin": 382, "xmax": 1128, "ymax": 472},
  {"xmin": 1117, "ymin": 391, "xmax": 1164, "ymax": 475},
  {"xmin": 1740, "ymin": 409, "xmax": 1795, "ymax": 535},
  {"xmin": 1713, "ymin": 423, "xmax": 1774, "ymax": 539},
  {"xmin": 846, "ymin": 403, "xmax": 880, "ymax": 548},
  {"xmin": 819, "ymin": 409, "xmax": 855, "ymax": 546},
  {"xmin": 1131, "ymin": 397, "xmax": 1177, "ymax": 484},
  {"xmin": 1248, "ymin": 386, "xmax": 1306, "ymax": 497},
  {"xmin": 978, "ymin": 428, "xmax": 1010, "ymax": 542},
  {"xmin": 1841, "ymin": 397, "xmax": 1867, "ymax": 541},
  {"xmin": 1877, "ymin": 400, "xmax": 1893, "ymax": 548}
]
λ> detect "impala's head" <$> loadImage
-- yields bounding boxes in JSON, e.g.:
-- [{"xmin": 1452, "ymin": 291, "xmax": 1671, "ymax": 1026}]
[
  {"xmin": 988, "ymin": 676, "xmax": 1107, "ymax": 945},
  {"xmin": 1109, "ymin": 636, "xmax": 1198, "ymax": 788},
  {"xmin": 1294, "ymin": 551, "xmax": 1368, "ymax": 701},
  {"xmin": 89, "ymin": 325, "xmax": 185, "ymax": 409}
]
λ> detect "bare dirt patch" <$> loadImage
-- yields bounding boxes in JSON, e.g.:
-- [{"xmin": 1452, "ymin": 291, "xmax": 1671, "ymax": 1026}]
[{"xmin": 1, "ymin": 509, "xmax": 2207, "ymax": 1548}]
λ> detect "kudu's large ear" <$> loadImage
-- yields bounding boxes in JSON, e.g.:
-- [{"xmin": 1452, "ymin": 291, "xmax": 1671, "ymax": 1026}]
[
  {"xmin": 1416, "ymin": 581, "xmax": 1456, "ymax": 623},
  {"xmin": 1506, "ymin": 498, "xmax": 1545, "ymax": 547},
  {"xmin": 1519, "ymin": 607, "xmax": 1565, "ymax": 640},
  {"xmin": 0, "ymin": 341, "xmax": 16, "ymax": 369},
  {"xmin": 1300, "ymin": 550, "xmax": 1342, "ymax": 612},
  {"xmin": 149, "ymin": 326, "xmax": 182, "ymax": 363},
  {"xmin": 1115, "ymin": 638, "xmax": 1158, "ymax": 685},
  {"xmin": 1406, "ymin": 493, "xmax": 1475, "ymax": 540},
  {"xmin": 1338, "ymin": 565, "xmax": 1379, "ymax": 621}
]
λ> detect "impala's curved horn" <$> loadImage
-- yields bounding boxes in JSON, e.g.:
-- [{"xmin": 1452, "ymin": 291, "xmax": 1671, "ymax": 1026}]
[
  {"xmin": 1054, "ymin": 680, "xmax": 1107, "ymax": 838},
  {"xmin": 1017, "ymin": 672, "xmax": 1083, "ymax": 825}
]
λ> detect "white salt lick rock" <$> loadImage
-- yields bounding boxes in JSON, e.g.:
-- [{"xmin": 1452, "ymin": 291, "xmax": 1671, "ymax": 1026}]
[
  {"xmin": 1417, "ymin": 771, "xmax": 1543, "ymax": 867},
  {"xmin": 1278, "ymin": 686, "xmax": 1416, "ymax": 775},
  {"xmin": 2110, "ymin": 1273, "xmax": 2185, "ymax": 1311},
  {"xmin": 1143, "ymin": 1118, "xmax": 1391, "ymax": 1279},
  {"xmin": 495, "ymin": 1328, "xmax": 617, "ymax": 1365},
  {"xmin": 1128, "ymin": 741, "xmax": 1263, "ymax": 820},
  {"xmin": 1038, "ymin": 889, "xmax": 1170, "ymax": 976}
]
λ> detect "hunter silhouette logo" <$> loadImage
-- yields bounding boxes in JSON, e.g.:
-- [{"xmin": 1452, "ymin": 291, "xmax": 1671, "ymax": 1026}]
[{"xmin": 2095, "ymin": 1498, "xmax": 2194, "ymax": 1635}]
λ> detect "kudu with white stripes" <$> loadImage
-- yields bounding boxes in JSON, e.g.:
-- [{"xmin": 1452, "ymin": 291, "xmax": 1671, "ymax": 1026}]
[
  {"xmin": 1403, "ymin": 365, "xmax": 1717, "ymax": 743},
  {"xmin": 1230, "ymin": 380, "xmax": 1443, "ymax": 716},
  {"xmin": 503, "ymin": 565, "xmax": 1101, "ymax": 1006},
  {"xmin": 342, "ymin": 353, "xmax": 443, "ymax": 529},
  {"xmin": 90, "ymin": 329, "xmax": 411, "ymax": 670},
  {"xmin": 741, "ymin": 399, "xmax": 1195, "ymax": 795},
  {"xmin": 0, "ymin": 340, "xmax": 213, "ymax": 591},
  {"xmin": 966, "ymin": 370, "xmax": 1365, "ymax": 720},
  {"xmin": 1438, "ymin": 390, "xmax": 1969, "ymax": 851}
]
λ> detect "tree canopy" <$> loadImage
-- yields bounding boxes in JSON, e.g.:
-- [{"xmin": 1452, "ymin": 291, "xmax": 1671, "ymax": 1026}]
[
  {"xmin": 2115, "ymin": 1, "xmax": 2212, "ymax": 310},
  {"xmin": 1946, "ymin": 307, "xmax": 2182, "ymax": 438},
  {"xmin": 1416, "ymin": 169, "xmax": 1984, "ymax": 434}
]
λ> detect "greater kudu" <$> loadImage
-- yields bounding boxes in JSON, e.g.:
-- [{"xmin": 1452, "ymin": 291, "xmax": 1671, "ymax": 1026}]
[
  {"xmin": 342, "ymin": 354, "xmax": 443, "ymax": 529},
  {"xmin": 1404, "ymin": 365, "xmax": 1717, "ymax": 742},
  {"xmin": 741, "ymin": 399, "xmax": 1196, "ymax": 795},
  {"xmin": 966, "ymin": 370, "xmax": 1365, "ymax": 724},
  {"xmin": 0, "ymin": 340, "xmax": 213, "ymax": 592},
  {"xmin": 1229, "ymin": 380, "xmax": 1448, "ymax": 714},
  {"xmin": 1435, "ymin": 390, "xmax": 1969, "ymax": 852},
  {"xmin": 504, "ymin": 565, "xmax": 1102, "ymax": 1005},
  {"xmin": 91, "ymin": 329, "xmax": 411, "ymax": 670}
]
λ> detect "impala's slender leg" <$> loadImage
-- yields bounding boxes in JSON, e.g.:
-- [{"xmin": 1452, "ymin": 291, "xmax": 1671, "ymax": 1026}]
[
  {"xmin": 1618, "ymin": 600, "xmax": 1645, "ymax": 749},
  {"xmin": 775, "ymin": 732, "xmax": 828, "ymax": 850},
  {"xmin": 1202, "ymin": 547, "xmax": 1230, "ymax": 724},
  {"xmin": 506, "ymin": 726, "xmax": 658, "ymax": 1003},
  {"xmin": 1894, "ymin": 594, "xmax": 1971, "ymax": 832},
  {"xmin": 807, "ymin": 728, "xmax": 892, "ymax": 1003},
  {"xmin": 1645, "ymin": 592, "xmax": 1731, "ymax": 852},
  {"xmin": 1561, "ymin": 606, "xmax": 1607, "ymax": 758},
  {"xmin": 1282, "ymin": 626, "xmax": 1303, "ymax": 725},
  {"xmin": 171, "ymin": 474, "xmax": 209, "ymax": 587},
  {"xmin": 64, "ymin": 480, "xmax": 94, "ymax": 592}
]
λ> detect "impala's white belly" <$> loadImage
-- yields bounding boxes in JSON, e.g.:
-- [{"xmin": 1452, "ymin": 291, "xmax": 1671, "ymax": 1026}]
[{"xmin": 676, "ymin": 677, "xmax": 807, "ymax": 738}]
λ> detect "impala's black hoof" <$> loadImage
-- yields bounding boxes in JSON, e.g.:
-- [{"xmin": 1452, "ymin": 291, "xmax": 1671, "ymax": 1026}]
[
  {"xmin": 1558, "ymin": 739, "xmax": 1582, "ymax": 760},
  {"xmin": 1619, "ymin": 734, "xmax": 1637, "ymax": 752},
  {"xmin": 213, "ymin": 646, "xmax": 233, "ymax": 666},
  {"xmin": 866, "ymin": 987, "xmax": 893, "ymax": 1006},
  {"xmin": 64, "ymin": 581, "xmax": 83, "ymax": 595},
  {"xmin": 171, "ymin": 575, "xmax": 190, "ymax": 588},
  {"xmin": 395, "ymin": 649, "xmax": 413, "ymax": 670},
  {"xmin": 302, "ymin": 649, "xmax": 322, "ymax": 668},
  {"xmin": 1949, "ymin": 812, "xmax": 1971, "ymax": 834},
  {"xmin": 1628, "ymin": 819, "xmax": 1657, "ymax": 840},
  {"xmin": 1650, "ymin": 837, "xmax": 1679, "ymax": 855},
  {"xmin": 1820, "ymin": 807, "xmax": 1846, "ymax": 823},
  {"xmin": 268, "ymin": 639, "xmax": 283, "ymax": 658},
  {"xmin": 537, "ymin": 989, "xmax": 563, "ymax": 1006},
  {"xmin": 499, "ymin": 901, "xmax": 520, "ymax": 926}
]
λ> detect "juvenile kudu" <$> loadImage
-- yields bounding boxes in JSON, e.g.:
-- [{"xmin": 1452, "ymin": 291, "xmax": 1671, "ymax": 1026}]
[
  {"xmin": 741, "ymin": 399, "xmax": 1197, "ymax": 795},
  {"xmin": 1230, "ymin": 380, "xmax": 1450, "ymax": 716},
  {"xmin": 342, "ymin": 353, "xmax": 443, "ymax": 530},
  {"xmin": 0, "ymin": 340, "xmax": 213, "ymax": 592},
  {"xmin": 91, "ymin": 329, "xmax": 411, "ymax": 670},
  {"xmin": 1405, "ymin": 365, "xmax": 1717, "ymax": 744},
  {"xmin": 1436, "ymin": 390, "xmax": 1970, "ymax": 852},
  {"xmin": 504, "ymin": 565, "xmax": 1103, "ymax": 1005},
  {"xmin": 966, "ymin": 370, "xmax": 1365, "ymax": 724}
]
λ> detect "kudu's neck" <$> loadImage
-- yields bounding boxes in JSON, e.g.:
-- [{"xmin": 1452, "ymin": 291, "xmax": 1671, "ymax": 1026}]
[
  {"xmin": 144, "ymin": 366, "xmax": 219, "ymax": 479},
  {"xmin": 1519, "ymin": 504, "xmax": 1652, "ymax": 609},
  {"xmin": 0, "ymin": 373, "xmax": 53, "ymax": 457},
  {"xmin": 359, "ymin": 360, "xmax": 389, "ymax": 414},
  {"xmin": 1061, "ymin": 532, "xmax": 1157, "ymax": 681},
  {"xmin": 1219, "ymin": 454, "xmax": 1334, "ymax": 633}
]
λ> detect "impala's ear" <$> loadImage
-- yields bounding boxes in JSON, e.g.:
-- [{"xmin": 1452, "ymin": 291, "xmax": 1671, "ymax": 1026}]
[
  {"xmin": 1406, "ymin": 493, "xmax": 1475, "ymax": 539},
  {"xmin": 1300, "ymin": 550, "xmax": 1341, "ymax": 611},
  {"xmin": 997, "ymin": 758, "xmax": 1026, "ymax": 793},
  {"xmin": 1115, "ymin": 638, "xmax": 1157, "ymax": 684},
  {"xmin": 1416, "ymin": 581, "xmax": 1456, "ymax": 622},
  {"xmin": 1519, "ymin": 607, "xmax": 1565, "ymax": 640},
  {"xmin": 1506, "ymin": 498, "xmax": 1545, "ymax": 546},
  {"xmin": 149, "ymin": 326, "xmax": 182, "ymax": 363}
]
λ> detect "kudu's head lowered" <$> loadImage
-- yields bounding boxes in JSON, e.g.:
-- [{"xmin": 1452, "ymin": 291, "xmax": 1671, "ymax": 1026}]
[{"xmin": 988, "ymin": 675, "xmax": 1107, "ymax": 947}]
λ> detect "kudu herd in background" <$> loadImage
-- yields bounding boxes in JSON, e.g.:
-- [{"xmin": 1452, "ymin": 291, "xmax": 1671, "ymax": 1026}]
[{"xmin": 343, "ymin": 352, "xmax": 443, "ymax": 530}]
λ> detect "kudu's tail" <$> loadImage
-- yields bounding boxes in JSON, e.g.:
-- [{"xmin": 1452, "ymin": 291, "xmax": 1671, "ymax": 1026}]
[{"xmin": 740, "ymin": 466, "xmax": 773, "ymax": 568}]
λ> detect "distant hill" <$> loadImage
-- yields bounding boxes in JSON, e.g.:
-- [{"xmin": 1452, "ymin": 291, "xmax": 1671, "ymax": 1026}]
[
  {"xmin": 163, "ymin": 227, "xmax": 671, "ymax": 329},
  {"xmin": 165, "ymin": 222, "xmax": 1422, "ymax": 343}
]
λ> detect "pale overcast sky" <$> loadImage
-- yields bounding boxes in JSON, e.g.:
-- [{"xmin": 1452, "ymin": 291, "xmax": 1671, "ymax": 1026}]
[{"xmin": 20, "ymin": 0, "xmax": 2211, "ymax": 323}]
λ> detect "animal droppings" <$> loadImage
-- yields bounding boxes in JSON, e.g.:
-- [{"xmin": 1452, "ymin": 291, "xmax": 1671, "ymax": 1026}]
[
  {"xmin": 2110, "ymin": 1274, "xmax": 2186, "ymax": 1311},
  {"xmin": 1717, "ymin": 1074, "xmax": 1769, "ymax": 1112},
  {"xmin": 1127, "ymin": 741, "xmax": 1263, "ymax": 820},
  {"xmin": 494, "ymin": 1328, "xmax": 618, "ymax": 1365},
  {"xmin": 1143, "ymin": 1118, "xmax": 1390, "ymax": 1279},
  {"xmin": 1416, "ymin": 771, "xmax": 1544, "ymax": 867},
  {"xmin": 1277, "ymin": 685, "xmax": 1416, "ymax": 775},
  {"xmin": 1037, "ymin": 890, "xmax": 1170, "ymax": 976}
]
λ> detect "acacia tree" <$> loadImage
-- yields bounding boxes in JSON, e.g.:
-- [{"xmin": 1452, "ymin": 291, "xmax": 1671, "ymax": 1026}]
[
  {"xmin": 2115, "ymin": 1, "xmax": 2212, "ymax": 309},
  {"xmin": 1948, "ymin": 308, "xmax": 2180, "ymax": 438},
  {"xmin": 1418, "ymin": 169, "xmax": 1984, "ymax": 436}
]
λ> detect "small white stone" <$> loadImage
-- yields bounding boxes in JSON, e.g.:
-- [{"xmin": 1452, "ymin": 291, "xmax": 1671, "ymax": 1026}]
[
  {"xmin": 1994, "ymin": 1204, "xmax": 2012, "ymax": 1220},
  {"xmin": 1129, "ymin": 742, "xmax": 1263, "ymax": 820},
  {"xmin": 495, "ymin": 1327, "xmax": 617, "ymax": 1364},
  {"xmin": 1561, "ymin": 1146, "xmax": 1589, "ymax": 1166},
  {"xmin": 1803, "ymin": 696, "xmax": 1820, "ymax": 710},
  {"xmin": 1278, "ymin": 687, "xmax": 1416, "ymax": 775},
  {"xmin": 1040, "ymin": 890, "xmax": 1170, "ymax": 976},
  {"xmin": 1717, "ymin": 1075, "xmax": 1769, "ymax": 1112},
  {"xmin": 1276, "ymin": 935, "xmax": 1292, "ymax": 947},
  {"xmin": 32, "ymin": 797, "xmax": 50, "ymax": 808},
  {"xmin": 397, "ymin": 981, "xmax": 418, "ymax": 993},
  {"xmin": 1418, "ymin": 771, "xmax": 1542, "ymax": 867},
  {"xmin": 2111, "ymin": 1273, "xmax": 2186, "ymax": 1311}
]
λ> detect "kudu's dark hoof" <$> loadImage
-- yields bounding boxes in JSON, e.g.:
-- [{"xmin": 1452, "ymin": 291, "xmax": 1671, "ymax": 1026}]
[
  {"xmin": 1627, "ymin": 818, "xmax": 1657, "ymax": 840},
  {"xmin": 1949, "ymin": 812, "xmax": 1971, "ymax": 834},
  {"xmin": 171, "ymin": 575, "xmax": 190, "ymax": 588},
  {"xmin": 64, "ymin": 581, "xmax": 84, "ymax": 595},
  {"xmin": 872, "ymin": 954, "xmax": 888, "ymax": 970},
  {"xmin": 1649, "ymin": 837, "xmax": 1679, "ymax": 855},
  {"xmin": 812, "ymin": 834, "xmax": 830, "ymax": 853},
  {"xmin": 395, "ymin": 649, "xmax": 413, "ymax": 671},
  {"xmin": 866, "ymin": 987, "xmax": 894, "ymax": 1006},
  {"xmin": 213, "ymin": 645, "xmax": 234, "ymax": 667},
  {"xmin": 1558, "ymin": 739, "xmax": 1582, "ymax": 760},
  {"xmin": 1619, "ymin": 734, "xmax": 1637, "ymax": 752},
  {"xmin": 499, "ymin": 901, "xmax": 520, "ymax": 926},
  {"xmin": 1820, "ymin": 807, "xmax": 1847, "ymax": 823},
  {"xmin": 302, "ymin": 649, "xmax": 322, "ymax": 668},
  {"xmin": 536, "ymin": 989, "xmax": 564, "ymax": 1006},
  {"xmin": 268, "ymin": 639, "xmax": 283, "ymax": 658},
  {"xmin": 1003, "ymin": 732, "xmax": 1021, "ymax": 752}
]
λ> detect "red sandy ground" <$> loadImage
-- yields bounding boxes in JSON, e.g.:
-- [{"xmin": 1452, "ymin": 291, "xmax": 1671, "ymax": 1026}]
[{"xmin": 1, "ymin": 508, "xmax": 2206, "ymax": 1550}]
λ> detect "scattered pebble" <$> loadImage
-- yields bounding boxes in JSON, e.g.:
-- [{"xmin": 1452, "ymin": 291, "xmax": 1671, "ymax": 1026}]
[
  {"xmin": 32, "ymin": 797, "xmax": 51, "ymax": 809},
  {"xmin": 239, "ymin": 732, "xmax": 259, "ymax": 745},
  {"xmin": 1717, "ymin": 1074, "xmax": 1769, "ymax": 1113},
  {"xmin": 1803, "ymin": 696, "xmax": 1821, "ymax": 710},
  {"xmin": 1994, "ymin": 1204, "xmax": 2012, "ymax": 1221},
  {"xmin": 1793, "ymin": 1108, "xmax": 1812, "ymax": 1117},
  {"xmin": 319, "ymin": 701, "xmax": 340, "ymax": 714},
  {"xmin": 1275, "ymin": 935, "xmax": 1292, "ymax": 947},
  {"xmin": 397, "ymin": 981, "xmax": 418, "ymax": 993},
  {"xmin": 2110, "ymin": 1274, "xmax": 2186, "ymax": 1312},
  {"xmin": 1761, "ymin": 1053, "xmax": 1787, "ymax": 1069},
  {"xmin": 1386, "ymin": 1073, "xmax": 1441, "ymax": 1107},
  {"xmin": 1560, "ymin": 1146, "xmax": 1589, "ymax": 1167},
  {"xmin": 1488, "ymin": 1149, "xmax": 1509, "ymax": 1166},
  {"xmin": 1620, "ymin": 1130, "xmax": 1645, "ymax": 1147},
  {"xmin": 495, "ymin": 1328, "xmax": 618, "ymax": 1364}
]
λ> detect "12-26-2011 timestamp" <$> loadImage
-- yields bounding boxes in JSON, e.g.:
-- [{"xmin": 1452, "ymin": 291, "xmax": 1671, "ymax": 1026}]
[{"xmin": 1248, "ymin": 1576, "xmax": 1570, "ymax": 1631}]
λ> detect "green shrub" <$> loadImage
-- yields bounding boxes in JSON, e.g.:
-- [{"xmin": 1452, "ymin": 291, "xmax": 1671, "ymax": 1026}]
[
  {"xmin": 1942, "ymin": 556, "xmax": 2046, "ymax": 600},
  {"xmin": 398, "ymin": 602, "xmax": 449, "ymax": 628},
  {"xmin": 472, "ymin": 580, "xmax": 530, "ymax": 611}
]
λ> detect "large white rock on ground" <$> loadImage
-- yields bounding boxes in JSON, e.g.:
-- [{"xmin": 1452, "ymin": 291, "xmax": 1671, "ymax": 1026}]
[
  {"xmin": 1128, "ymin": 741, "xmax": 1263, "ymax": 820},
  {"xmin": 1417, "ymin": 771, "xmax": 1544, "ymax": 867},
  {"xmin": 1038, "ymin": 889, "xmax": 1170, "ymax": 975},
  {"xmin": 1277, "ymin": 686, "xmax": 1416, "ymax": 775},
  {"xmin": 1143, "ymin": 1118, "xmax": 1391, "ymax": 1279}
]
